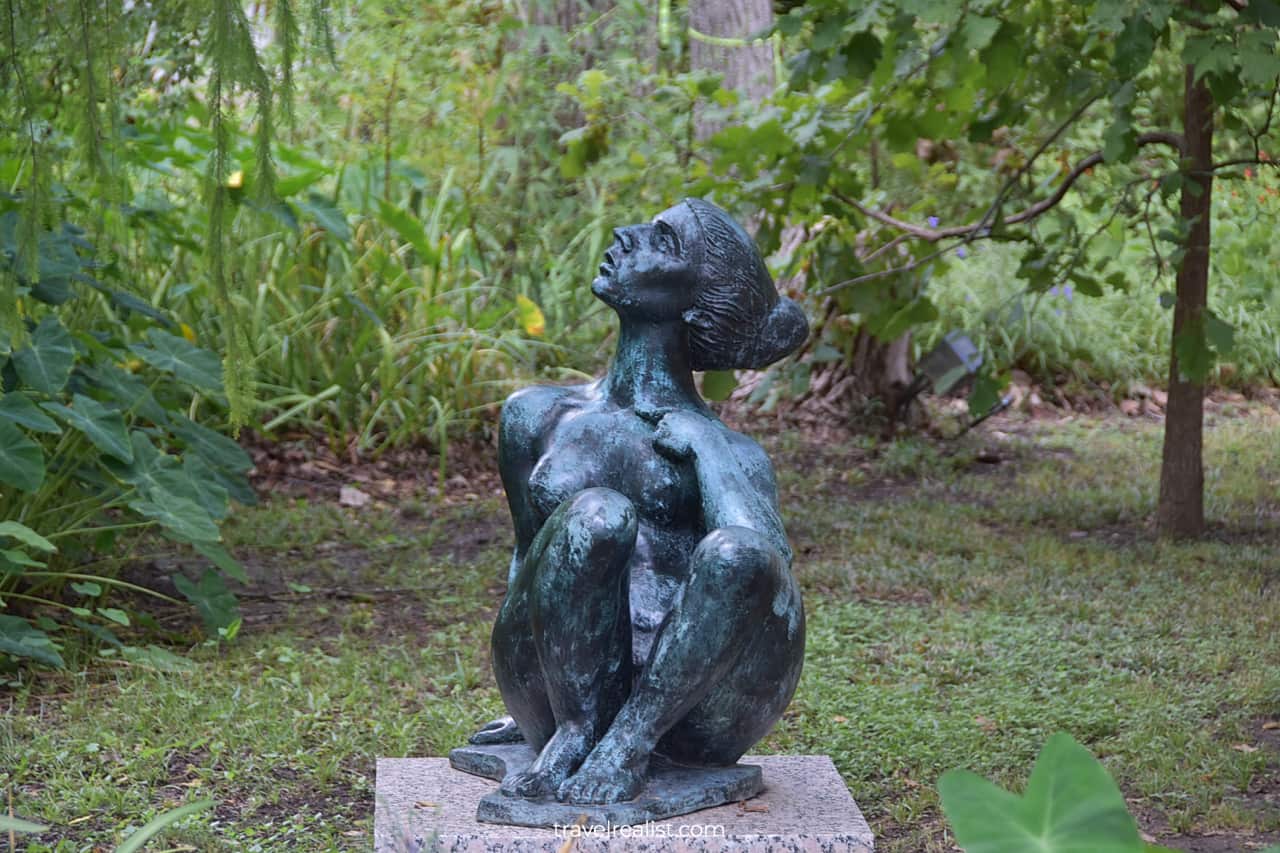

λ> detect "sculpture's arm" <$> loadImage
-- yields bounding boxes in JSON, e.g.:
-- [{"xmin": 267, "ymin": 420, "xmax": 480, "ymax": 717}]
[
  {"xmin": 496, "ymin": 384, "xmax": 578, "ymax": 584},
  {"xmin": 469, "ymin": 387, "xmax": 573, "ymax": 745},
  {"xmin": 497, "ymin": 388, "xmax": 547, "ymax": 585},
  {"xmin": 655, "ymin": 412, "xmax": 793, "ymax": 566}
]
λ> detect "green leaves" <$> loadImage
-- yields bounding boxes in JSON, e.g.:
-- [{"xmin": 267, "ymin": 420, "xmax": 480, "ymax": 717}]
[
  {"xmin": 961, "ymin": 16, "xmax": 1001, "ymax": 52},
  {"xmin": 0, "ymin": 521, "xmax": 56, "ymax": 553},
  {"xmin": 876, "ymin": 296, "xmax": 939, "ymax": 341},
  {"xmin": 169, "ymin": 414, "xmax": 254, "ymax": 475},
  {"xmin": 1238, "ymin": 29, "xmax": 1280, "ymax": 87},
  {"xmin": 1112, "ymin": 15, "xmax": 1158, "ymax": 79},
  {"xmin": 0, "ymin": 419, "xmax": 45, "ymax": 492},
  {"xmin": 1240, "ymin": 0, "xmax": 1280, "ymax": 26},
  {"xmin": 0, "ymin": 521, "xmax": 55, "ymax": 576},
  {"xmin": 701, "ymin": 370, "xmax": 739, "ymax": 402},
  {"xmin": 1204, "ymin": 312, "xmax": 1235, "ymax": 354},
  {"xmin": 130, "ymin": 329, "xmax": 225, "ymax": 393},
  {"xmin": 968, "ymin": 371, "xmax": 1006, "ymax": 418},
  {"xmin": 0, "ymin": 301, "xmax": 252, "ymax": 669},
  {"xmin": 11, "ymin": 315, "xmax": 75, "ymax": 393},
  {"xmin": 115, "ymin": 799, "xmax": 215, "ymax": 853},
  {"xmin": 842, "ymin": 32, "xmax": 883, "ymax": 79},
  {"xmin": 0, "ymin": 614, "xmax": 64, "ymax": 667},
  {"xmin": 1183, "ymin": 34, "xmax": 1237, "ymax": 82},
  {"xmin": 297, "ymin": 192, "xmax": 351, "ymax": 240},
  {"xmin": 980, "ymin": 23, "xmax": 1023, "ymax": 91},
  {"xmin": 1174, "ymin": 310, "xmax": 1235, "ymax": 383},
  {"xmin": 0, "ymin": 815, "xmax": 49, "ymax": 835},
  {"xmin": 0, "ymin": 391, "xmax": 60, "ymax": 433},
  {"xmin": 173, "ymin": 568, "xmax": 240, "ymax": 632},
  {"xmin": 42, "ymin": 394, "xmax": 134, "ymax": 463},
  {"xmin": 376, "ymin": 200, "xmax": 441, "ymax": 268},
  {"xmin": 1103, "ymin": 118, "xmax": 1138, "ymax": 164},
  {"xmin": 130, "ymin": 495, "xmax": 222, "ymax": 544},
  {"xmin": 939, "ymin": 733, "xmax": 1144, "ymax": 853}
]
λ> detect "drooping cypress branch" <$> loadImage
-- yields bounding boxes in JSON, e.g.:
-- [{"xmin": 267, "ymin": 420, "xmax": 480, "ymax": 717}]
[
  {"xmin": 0, "ymin": 0, "xmax": 330, "ymax": 424},
  {"xmin": 2, "ymin": 0, "xmax": 43, "ymax": 345},
  {"xmin": 206, "ymin": 0, "xmax": 286, "ymax": 428},
  {"xmin": 76, "ymin": 0, "xmax": 106, "ymax": 183},
  {"xmin": 276, "ymin": 0, "xmax": 301, "ymax": 134}
]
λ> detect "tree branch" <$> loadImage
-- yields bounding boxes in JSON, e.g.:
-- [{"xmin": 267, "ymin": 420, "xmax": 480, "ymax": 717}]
[
  {"xmin": 818, "ymin": 130, "xmax": 1186, "ymax": 296},
  {"xmin": 1247, "ymin": 79, "xmax": 1278, "ymax": 161},
  {"xmin": 1212, "ymin": 157, "xmax": 1280, "ymax": 171},
  {"xmin": 835, "ymin": 131, "xmax": 1186, "ymax": 244}
]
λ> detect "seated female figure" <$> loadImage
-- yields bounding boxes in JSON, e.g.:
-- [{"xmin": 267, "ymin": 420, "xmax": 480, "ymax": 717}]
[{"xmin": 476, "ymin": 198, "xmax": 808, "ymax": 805}]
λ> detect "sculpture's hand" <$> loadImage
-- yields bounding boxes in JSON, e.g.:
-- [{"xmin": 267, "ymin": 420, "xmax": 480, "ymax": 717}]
[
  {"xmin": 653, "ymin": 410, "xmax": 718, "ymax": 462},
  {"xmin": 468, "ymin": 715, "xmax": 524, "ymax": 745}
]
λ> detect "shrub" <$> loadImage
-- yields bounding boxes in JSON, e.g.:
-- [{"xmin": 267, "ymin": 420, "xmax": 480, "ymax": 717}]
[{"xmin": 0, "ymin": 204, "xmax": 252, "ymax": 670}]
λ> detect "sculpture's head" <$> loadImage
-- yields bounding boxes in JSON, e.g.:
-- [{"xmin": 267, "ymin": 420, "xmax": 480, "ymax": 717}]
[{"xmin": 592, "ymin": 198, "xmax": 808, "ymax": 371}]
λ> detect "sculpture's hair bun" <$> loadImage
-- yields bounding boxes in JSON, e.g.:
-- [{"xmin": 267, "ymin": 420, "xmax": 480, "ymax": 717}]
[{"xmin": 682, "ymin": 198, "xmax": 809, "ymax": 372}]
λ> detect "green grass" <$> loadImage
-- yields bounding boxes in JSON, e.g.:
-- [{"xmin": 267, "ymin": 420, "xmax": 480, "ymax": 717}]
[{"xmin": 4, "ymin": 407, "xmax": 1279, "ymax": 851}]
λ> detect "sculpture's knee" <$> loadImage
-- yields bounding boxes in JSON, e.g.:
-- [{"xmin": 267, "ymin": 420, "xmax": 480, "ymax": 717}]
[
  {"xmin": 546, "ymin": 488, "xmax": 637, "ymax": 583},
  {"xmin": 690, "ymin": 527, "xmax": 783, "ymax": 601},
  {"xmin": 564, "ymin": 487, "xmax": 636, "ymax": 546}
]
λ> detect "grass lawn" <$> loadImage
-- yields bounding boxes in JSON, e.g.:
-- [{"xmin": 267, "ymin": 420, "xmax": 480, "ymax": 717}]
[{"xmin": 4, "ymin": 404, "xmax": 1279, "ymax": 852}]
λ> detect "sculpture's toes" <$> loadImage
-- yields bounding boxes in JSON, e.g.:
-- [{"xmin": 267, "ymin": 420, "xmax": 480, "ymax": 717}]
[
  {"xmin": 500, "ymin": 770, "xmax": 552, "ymax": 798},
  {"xmin": 557, "ymin": 767, "xmax": 644, "ymax": 804}
]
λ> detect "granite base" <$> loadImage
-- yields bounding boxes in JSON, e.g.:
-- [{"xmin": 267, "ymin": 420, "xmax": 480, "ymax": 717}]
[{"xmin": 375, "ymin": 753, "xmax": 874, "ymax": 851}]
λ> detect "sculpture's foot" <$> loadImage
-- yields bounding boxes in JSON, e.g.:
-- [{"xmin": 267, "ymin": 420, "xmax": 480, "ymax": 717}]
[
  {"xmin": 468, "ymin": 715, "xmax": 523, "ymax": 745},
  {"xmin": 499, "ymin": 725, "xmax": 593, "ymax": 799},
  {"xmin": 556, "ymin": 744, "xmax": 648, "ymax": 804}
]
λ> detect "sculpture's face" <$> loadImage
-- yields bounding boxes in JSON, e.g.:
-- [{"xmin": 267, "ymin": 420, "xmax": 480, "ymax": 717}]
[{"xmin": 592, "ymin": 204, "xmax": 701, "ymax": 321}]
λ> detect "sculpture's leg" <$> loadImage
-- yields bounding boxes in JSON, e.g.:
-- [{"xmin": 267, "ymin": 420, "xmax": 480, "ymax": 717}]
[
  {"xmin": 557, "ymin": 526, "xmax": 792, "ymax": 804},
  {"xmin": 498, "ymin": 487, "xmax": 637, "ymax": 798}
]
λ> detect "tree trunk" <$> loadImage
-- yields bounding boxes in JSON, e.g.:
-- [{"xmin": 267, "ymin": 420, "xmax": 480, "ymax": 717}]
[
  {"xmin": 688, "ymin": 0, "xmax": 774, "ymax": 139},
  {"xmin": 1157, "ymin": 66, "xmax": 1214, "ymax": 538},
  {"xmin": 527, "ymin": 0, "xmax": 612, "ymax": 35},
  {"xmin": 850, "ymin": 326, "xmax": 915, "ymax": 428}
]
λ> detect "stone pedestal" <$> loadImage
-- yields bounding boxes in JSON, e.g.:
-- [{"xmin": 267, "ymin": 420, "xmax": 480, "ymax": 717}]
[
  {"xmin": 375, "ymin": 754, "xmax": 874, "ymax": 851},
  {"xmin": 449, "ymin": 743, "xmax": 765, "ymax": 828}
]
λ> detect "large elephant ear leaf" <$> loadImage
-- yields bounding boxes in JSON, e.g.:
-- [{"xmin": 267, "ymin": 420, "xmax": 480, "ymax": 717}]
[
  {"xmin": 0, "ymin": 614, "xmax": 65, "ymax": 668},
  {"xmin": 130, "ymin": 329, "xmax": 224, "ymax": 394},
  {"xmin": 940, "ymin": 732, "xmax": 1144, "ymax": 853},
  {"xmin": 0, "ymin": 521, "xmax": 56, "ymax": 553},
  {"xmin": 0, "ymin": 420, "xmax": 45, "ymax": 492},
  {"xmin": 172, "ymin": 568, "xmax": 240, "ymax": 633},
  {"xmin": 129, "ymin": 491, "xmax": 221, "ymax": 544},
  {"xmin": 168, "ymin": 414, "xmax": 253, "ymax": 474},
  {"xmin": 0, "ymin": 392, "xmax": 62, "ymax": 434},
  {"xmin": 150, "ymin": 454, "xmax": 230, "ymax": 521},
  {"xmin": 41, "ymin": 394, "xmax": 134, "ymax": 463},
  {"xmin": 11, "ymin": 315, "xmax": 75, "ymax": 394},
  {"xmin": 80, "ymin": 362, "xmax": 170, "ymax": 425}
]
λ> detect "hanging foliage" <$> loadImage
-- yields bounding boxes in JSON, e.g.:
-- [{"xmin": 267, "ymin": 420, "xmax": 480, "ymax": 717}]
[{"xmin": 0, "ymin": 0, "xmax": 335, "ymax": 426}]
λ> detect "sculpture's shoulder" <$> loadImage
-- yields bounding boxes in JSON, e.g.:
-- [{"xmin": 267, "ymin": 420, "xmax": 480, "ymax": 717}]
[
  {"xmin": 718, "ymin": 425, "xmax": 780, "ymax": 489},
  {"xmin": 499, "ymin": 381, "xmax": 592, "ymax": 451}
]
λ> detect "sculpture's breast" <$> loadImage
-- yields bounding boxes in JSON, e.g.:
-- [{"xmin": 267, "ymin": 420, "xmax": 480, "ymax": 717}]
[{"xmin": 526, "ymin": 410, "xmax": 698, "ymax": 530}]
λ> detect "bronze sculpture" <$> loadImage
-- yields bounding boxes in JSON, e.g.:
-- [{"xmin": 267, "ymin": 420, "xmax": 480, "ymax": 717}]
[{"xmin": 461, "ymin": 198, "xmax": 808, "ymax": 814}]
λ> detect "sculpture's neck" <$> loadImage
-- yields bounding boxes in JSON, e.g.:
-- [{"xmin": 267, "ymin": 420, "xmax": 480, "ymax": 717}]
[{"xmin": 605, "ymin": 319, "xmax": 707, "ymax": 420}]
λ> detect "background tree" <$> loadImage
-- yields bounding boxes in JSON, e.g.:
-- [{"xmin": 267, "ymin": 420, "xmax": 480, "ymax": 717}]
[
  {"xmin": 688, "ymin": 0, "xmax": 776, "ymax": 138},
  {"xmin": 703, "ymin": 0, "xmax": 1279, "ymax": 537}
]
